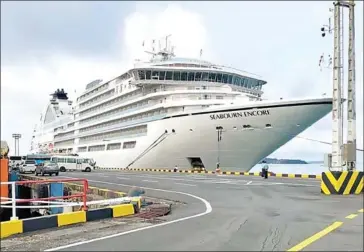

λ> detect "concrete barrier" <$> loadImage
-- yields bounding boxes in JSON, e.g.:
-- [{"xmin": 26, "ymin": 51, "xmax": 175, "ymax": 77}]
[
  {"xmin": 0, "ymin": 219, "xmax": 22, "ymax": 239},
  {"xmin": 0, "ymin": 203, "xmax": 136, "ymax": 239},
  {"xmin": 96, "ymin": 167, "xmax": 321, "ymax": 179},
  {"xmin": 321, "ymin": 171, "xmax": 363, "ymax": 195}
]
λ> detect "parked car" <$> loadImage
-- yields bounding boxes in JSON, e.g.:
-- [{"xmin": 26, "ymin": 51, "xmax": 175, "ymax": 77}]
[
  {"xmin": 20, "ymin": 160, "xmax": 36, "ymax": 174},
  {"xmin": 35, "ymin": 161, "xmax": 60, "ymax": 176}
]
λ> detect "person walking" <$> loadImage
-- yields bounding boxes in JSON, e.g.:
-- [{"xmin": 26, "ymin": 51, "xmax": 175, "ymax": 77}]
[{"xmin": 261, "ymin": 160, "xmax": 269, "ymax": 179}]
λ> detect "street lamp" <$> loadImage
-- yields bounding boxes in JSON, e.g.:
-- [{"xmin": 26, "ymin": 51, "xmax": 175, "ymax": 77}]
[
  {"xmin": 12, "ymin": 133, "xmax": 21, "ymax": 156},
  {"xmin": 216, "ymin": 126, "xmax": 223, "ymax": 169}
]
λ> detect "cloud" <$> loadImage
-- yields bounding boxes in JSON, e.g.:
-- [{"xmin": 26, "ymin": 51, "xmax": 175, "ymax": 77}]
[
  {"xmin": 1, "ymin": 1, "xmax": 363, "ymax": 162},
  {"xmin": 123, "ymin": 3, "xmax": 211, "ymax": 63},
  {"xmin": 1, "ymin": 2, "xmax": 210, "ymax": 156}
]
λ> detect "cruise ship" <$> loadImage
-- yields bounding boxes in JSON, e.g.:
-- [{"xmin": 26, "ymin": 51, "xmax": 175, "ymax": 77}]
[{"xmin": 30, "ymin": 38, "xmax": 333, "ymax": 171}]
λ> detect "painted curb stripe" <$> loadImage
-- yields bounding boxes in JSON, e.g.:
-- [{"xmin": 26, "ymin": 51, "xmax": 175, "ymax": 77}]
[
  {"xmin": 23, "ymin": 215, "xmax": 58, "ymax": 233},
  {"xmin": 96, "ymin": 167, "xmax": 320, "ymax": 179}
]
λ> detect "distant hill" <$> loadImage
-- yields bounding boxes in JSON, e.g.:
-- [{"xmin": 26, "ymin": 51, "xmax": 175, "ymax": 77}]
[
  {"xmin": 306, "ymin": 161, "xmax": 324, "ymax": 164},
  {"xmin": 259, "ymin": 158, "xmax": 308, "ymax": 164}
]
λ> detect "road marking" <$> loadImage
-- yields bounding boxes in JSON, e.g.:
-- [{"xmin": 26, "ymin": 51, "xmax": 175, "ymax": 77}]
[
  {"xmin": 45, "ymin": 177, "xmax": 212, "ymax": 251},
  {"xmin": 248, "ymin": 182, "xmax": 317, "ymax": 187},
  {"xmin": 175, "ymin": 182, "xmax": 197, "ymax": 187},
  {"xmin": 62, "ymin": 172, "xmax": 316, "ymax": 187},
  {"xmin": 116, "ymin": 177, "xmax": 130, "ymax": 180},
  {"xmin": 345, "ymin": 214, "xmax": 358, "ymax": 219},
  {"xmin": 97, "ymin": 174, "xmax": 110, "ymax": 178},
  {"xmin": 286, "ymin": 221, "xmax": 343, "ymax": 251},
  {"xmin": 246, "ymin": 181, "xmax": 252, "ymax": 185},
  {"xmin": 142, "ymin": 179, "xmax": 158, "ymax": 183},
  {"xmin": 358, "ymin": 209, "xmax": 364, "ymax": 213}
]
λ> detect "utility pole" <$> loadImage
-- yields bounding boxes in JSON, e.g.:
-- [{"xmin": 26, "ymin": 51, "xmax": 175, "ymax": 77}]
[
  {"xmin": 321, "ymin": 0, "xmax": 357, "ymax": 171},
  {"xmin": 331, "ymin": 1, "xmax": 343, "ymax": 171},
  {"xmin": 12, "ymin": 133, "xmax": 21, "ymax": 156},
  {"xmin": 345, "ymin": 0, "xmax": 357, "ymax": 171}
]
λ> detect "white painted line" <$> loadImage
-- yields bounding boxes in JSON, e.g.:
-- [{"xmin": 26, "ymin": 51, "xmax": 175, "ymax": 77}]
[
  {"xmin": 175, "ymin": 182, "xmax": 197, "ymax": 187},
  {"xmin": 45, "ymin": 177, "xmax": 212, "ymax": 251},
  {"xmin": 117, "ymin": 177, "xmax": 130, "ymax": 180},
  {"xmin": 249, "ymin": 182, "xmax": 317, "ymax": 187},
  {"xmin": 215, "ymin": 180, "xmax": 232, "ymax": 184},
  {"xmin": 97, "ymin": 174, "xmax": 110, "ymax": 178},
  {"xmin": 142, "ymin": 179, "xmax": 158, "ymax": 183},
  {"xmin": 246, "ymin": 181, "xmax": 252, "ymax": 185}
]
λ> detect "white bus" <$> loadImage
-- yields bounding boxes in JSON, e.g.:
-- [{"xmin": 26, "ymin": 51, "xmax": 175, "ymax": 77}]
[{"xmin": 50, "ymin": 155, "xmax": 94, "ymax": 172}]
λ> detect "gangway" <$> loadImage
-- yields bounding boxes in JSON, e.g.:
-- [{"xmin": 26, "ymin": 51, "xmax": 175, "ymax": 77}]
[{"xmin": 125, "ymin": 129, "xmax": 175, "ymax": 169}]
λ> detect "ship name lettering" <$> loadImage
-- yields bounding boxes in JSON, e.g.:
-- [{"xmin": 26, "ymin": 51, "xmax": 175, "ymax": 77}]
[{"xmin": 210, "ymin": 110, "xmax": 270, "ymax": 120}]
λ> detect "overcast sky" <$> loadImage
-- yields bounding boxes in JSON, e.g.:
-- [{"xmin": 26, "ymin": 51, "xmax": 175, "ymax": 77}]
[{"xmin": 1, "ymin": 1, "xmax": 363, "ymax": 162}]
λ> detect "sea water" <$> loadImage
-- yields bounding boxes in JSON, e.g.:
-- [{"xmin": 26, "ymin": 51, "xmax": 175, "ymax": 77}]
[{"xmin": 250, "ymin": 162, "xmax": 364, "ymax": 175}]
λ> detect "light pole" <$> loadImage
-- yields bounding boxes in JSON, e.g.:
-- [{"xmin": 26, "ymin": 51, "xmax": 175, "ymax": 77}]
[
  {"xmin": 216, "ymin": 126, "xmax": 223, "ymax": 169},
  {"xmin": 321, "ymin": 0, "xmax": 357, "ymax": 171},
  {"xmin": 12, "ymin": 133, "xmax": 21, "ymax": 156}
]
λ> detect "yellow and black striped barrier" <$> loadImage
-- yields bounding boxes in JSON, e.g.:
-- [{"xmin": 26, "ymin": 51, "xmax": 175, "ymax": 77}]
[
  {"xmin": 96, "ymin": 167, "xmax": 321, "ymax": 179},
  {"xmin": 321, "ymin": 171, "xmax": 363, "ymax": 195},
  {"xmin": 0, "ymin": 203, "xmax": 136, "ymax": 239}
]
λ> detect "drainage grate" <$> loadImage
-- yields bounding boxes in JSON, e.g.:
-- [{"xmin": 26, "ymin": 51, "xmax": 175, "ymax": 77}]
[{"xmin": 134, "ymin": 204, "xmax": 171, "ymax": 219}]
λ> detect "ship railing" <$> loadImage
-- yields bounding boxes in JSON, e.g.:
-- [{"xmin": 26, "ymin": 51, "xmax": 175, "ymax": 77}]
[{"xmin": 77, "ymin": 92, "xmax": 145, "ymax": 117}]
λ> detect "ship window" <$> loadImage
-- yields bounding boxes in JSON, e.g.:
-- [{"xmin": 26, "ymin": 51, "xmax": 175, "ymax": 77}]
[
  {"xmin": 209, "ymin": 73, "xmax": 216, "ymax": 82},
  {"xmin": 187, "ymin": 72, "xmax": 195, "ymax": 81},
  {"xmin": 247, "ymin": 79, "xmax": 252, "ymax": 88},
  {"xmin": 241, "ymin": 78, "xmax": 246, "ymax": 87},
  {"xmin": 166, "ymin": 71, "xmax": 173, "ymax": 80},
  {"xmin": 181, "ymin": 72, "xmax": 188, "ymax": 81},
  {"xmin": 159, "ymin": 71, "xmax": 165, "ymax": 80},
  {"xmin": 123, "ymin": 141, "xmax": 136, "ymax": 149},
  {"xmin": 228, "ymin": 75, "xmax": 233, "ymax": 84},
  {"xmin": 152, "ymin": 71, "xmax": 159, "ymax": 80},
  {"xmin": 107, "ymin": 143, "xmax": 121, "ymax": 150},
  {"xmin": 138, "ymin": 70, "xmax": 145, "ymax": 80},
  {"xmin": 222, "ymin": 74, "xmax": 228, "ymax": 83},
  {"xmin": 201, "ymin": 72, "xmax": 209, "ymax": 81},
  {"xmin": 173, "ymin": 71, "xmax": 181, "ymax": 81},
  {"xmin": 145, "ymin": 71, "xmax": 151, "ymax": 79},
  {"xmin": 216, "ymin": 73, "xmax": 222, "ymax": 82}
]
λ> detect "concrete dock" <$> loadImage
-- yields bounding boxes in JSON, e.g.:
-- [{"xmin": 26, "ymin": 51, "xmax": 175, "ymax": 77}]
[{"xmin": 1, "ymin": 170, "xmax": 363, "ymax": 251}]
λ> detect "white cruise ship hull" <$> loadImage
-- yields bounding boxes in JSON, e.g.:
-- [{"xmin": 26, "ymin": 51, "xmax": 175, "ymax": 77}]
[{"xmin": 78, "ymin": 98, "xmax": 332, "ymax": 171}]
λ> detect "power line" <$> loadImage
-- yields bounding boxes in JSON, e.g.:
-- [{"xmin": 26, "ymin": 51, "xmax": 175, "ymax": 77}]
[{"xmin": 296, "ymin": 135, "xmax": 363, "ymax": 152}]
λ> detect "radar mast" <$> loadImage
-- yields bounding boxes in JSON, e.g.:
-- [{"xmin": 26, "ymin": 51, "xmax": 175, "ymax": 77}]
[{"xmin": 143, "ymin": 34, "xmax": 176, "ymax": 62}]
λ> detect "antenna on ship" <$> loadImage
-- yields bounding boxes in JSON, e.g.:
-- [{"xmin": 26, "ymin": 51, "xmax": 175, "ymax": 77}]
[{"xmin": 143, "ymin": 34, "xmax": 175, "ymax": 61}]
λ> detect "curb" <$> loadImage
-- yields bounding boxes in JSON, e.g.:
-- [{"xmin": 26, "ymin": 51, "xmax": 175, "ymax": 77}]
[
  {"xmin": 95, "ymin": 167, "xmax": 321, "ymax": 180},
  {"xmin": 0, "ymin": 203, "xmax": 136, "ymax": 239}
]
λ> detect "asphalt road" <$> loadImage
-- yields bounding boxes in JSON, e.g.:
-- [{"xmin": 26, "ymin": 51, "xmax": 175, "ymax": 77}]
[{"xmin": 45, "ymin": 170, "xmax": 363, "ymax": 251}]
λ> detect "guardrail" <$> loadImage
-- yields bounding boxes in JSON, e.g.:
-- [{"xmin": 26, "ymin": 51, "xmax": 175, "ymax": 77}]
[{"xmin": 0, "ymin": 178, "xmax": 89, "ymax": 220}]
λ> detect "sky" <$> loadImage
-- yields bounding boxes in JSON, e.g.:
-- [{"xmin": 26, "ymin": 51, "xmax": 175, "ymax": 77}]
[{"xmin": 1, "ymin": 1, "xmax": 363, "ymax": 162}]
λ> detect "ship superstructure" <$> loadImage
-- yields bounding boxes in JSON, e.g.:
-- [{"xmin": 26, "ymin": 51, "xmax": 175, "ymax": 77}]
[{"xmin": 31, "ymin": 36, "xmax": 332, "ymax": 171}]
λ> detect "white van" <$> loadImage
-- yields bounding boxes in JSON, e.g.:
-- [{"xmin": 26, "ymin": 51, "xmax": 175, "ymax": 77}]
[
  {"xmin": 20, "ymin": 160, "xmax": 36, "ymax": 174},
  {"xmin": 50, "ymin": 155, "xmax": 94, "ymax": 172}
]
